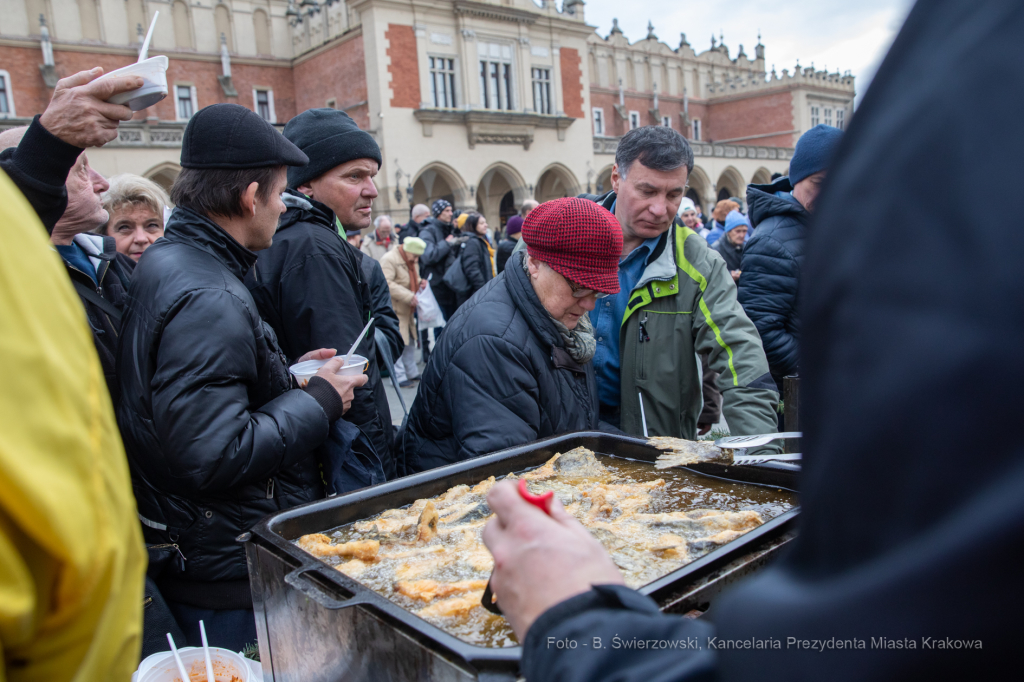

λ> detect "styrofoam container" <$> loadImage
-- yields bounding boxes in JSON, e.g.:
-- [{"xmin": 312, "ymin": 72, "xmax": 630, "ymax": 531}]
[
  {"xmin": 289, "ymin": 354, "xmax": 368, "ymax": 387},
  {"xmin": 98, "ymin": 56, "xmax": 169, "ymax": 111},
  {"xmin": 137, "ymin": 647, "xmax": 250, "ymax": 682}
]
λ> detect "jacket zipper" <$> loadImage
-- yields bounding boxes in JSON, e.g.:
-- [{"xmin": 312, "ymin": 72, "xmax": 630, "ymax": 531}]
[
  {"xmin": 637, "ymin": 312, "xmax": 649, "ymax": 380},
  {"xmin": 266, "ymin": 477, "xmax": 276, "ymax": 499}
]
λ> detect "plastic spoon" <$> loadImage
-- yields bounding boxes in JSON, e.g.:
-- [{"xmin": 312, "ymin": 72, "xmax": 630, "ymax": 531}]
[
  {"xmin": 342, "ymin": 317, "xmax": 375, "ymax": 369},
  {"xmin": 639, "ymin": 391, "xmax": 649, "ymax": 438},
  {"xmin": 481, "ymin": 479, "xmax": 555, "ymax": 614},
  {"xmin": 166, "ymin": 633, "xmax": 191, "ymax": 682},
  {"xmin": 138, "ymin": 12, "xmax": 159, "ymax": 62},
  {"xmin": 199, "ymin": 620, "xmax": 215, "ymax": 682}
]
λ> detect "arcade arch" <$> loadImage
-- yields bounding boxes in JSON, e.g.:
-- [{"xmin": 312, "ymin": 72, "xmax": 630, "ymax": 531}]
[
  {"xmin": 476, "ymin": 163, "xmax": 528, "ymax": 230},
  {"xmin": 751, "ymin": 167, "xmax": 772, "ymax": 185},
  {"xmin": 715, "ymin": 166, "xmax": 746, "ymax": 205},
  {"xmin": 411, "ymin": 162, "xmax": 469, "ymax": 212},
  {"xmin": 144, "ymin": 162, "xmax": 181, "ymax": 195},
  {"xmin": 535, "ymin": 163, "xmax": 581, "ymax": 204}
]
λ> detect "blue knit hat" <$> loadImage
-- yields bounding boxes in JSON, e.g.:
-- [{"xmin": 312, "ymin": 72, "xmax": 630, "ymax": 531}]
[
  {"xmin": 724, "ymin": 210, "xmax": 750, "ymax": 233},
  {"xmin": 789, "ymin": 124, "xmax": 843, "ymax": 184}
]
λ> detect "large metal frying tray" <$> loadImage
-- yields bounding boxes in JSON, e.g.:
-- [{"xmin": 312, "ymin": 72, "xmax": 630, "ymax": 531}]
[{"xmin": 244, "ymin": 432, "xmax": 800, "ymax": 682}]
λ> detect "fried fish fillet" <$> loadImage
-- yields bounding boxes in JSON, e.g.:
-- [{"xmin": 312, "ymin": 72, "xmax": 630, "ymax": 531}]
[
  {"xmin": 630, "ymin": 509, "xmax": 763, "ymax": 534},
  {"xmin": 415, "ymin": 590, "xmax": 487, "ymax": 618},
  {"xmin": 394, "ymin": 579, "xmax": 489, "ymax": 602},
  {"xmin": 522, "ymin": 447, "xmax": 611, "ymax": 481},
  {"xmin": 297, "ymin": 534, "xmax": 380, "ymax": 561},
  {"xmin": 416, "ymin": 501, "xmax": 439, "ymax": 542},
  {"xmin": 649, "ymin": 437, "xmax": 732, "ymax": 469}
]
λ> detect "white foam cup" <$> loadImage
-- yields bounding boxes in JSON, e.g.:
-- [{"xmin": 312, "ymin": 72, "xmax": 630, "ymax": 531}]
[
  {"xmin": 289, "ymin": 354, "xmax": 368, "ymax": 387},
  {"xmin": 98, "ymin": 56, "xmax": 169, "ymax": 111},
  {"xmin": 138, "ymin": 647, "xmax": 250, "ymax": 682}
]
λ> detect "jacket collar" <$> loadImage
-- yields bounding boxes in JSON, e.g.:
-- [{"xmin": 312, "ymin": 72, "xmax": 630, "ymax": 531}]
[
  {"xmin": 70, "ymin": 232, "xmax": 117, "ymax": 278},
  {"xmin": 504, "ymin": 251, "xmax": 563, "ymax": 349},
  {"xmin": 747, "ymin": 176, "xmax": 810, "ymax": 229},
  {"xmin": 278, "ymin": 188, "xmax": 338, "ymax": 235},
  {"xmin": 163, "ymin": 207, "xmax": 258, "ymax": 281}
]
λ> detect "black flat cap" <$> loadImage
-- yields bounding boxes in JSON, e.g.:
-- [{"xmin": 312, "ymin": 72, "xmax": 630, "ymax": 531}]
[{"xmin": 180, "ymin": 103, "xmax": 308, "ymax": 170}]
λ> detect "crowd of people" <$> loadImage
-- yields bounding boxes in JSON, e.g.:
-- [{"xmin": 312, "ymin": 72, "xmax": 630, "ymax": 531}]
[{"xmin": 0, "ymin": 0, "xmax": 1017, "ymax": 676}]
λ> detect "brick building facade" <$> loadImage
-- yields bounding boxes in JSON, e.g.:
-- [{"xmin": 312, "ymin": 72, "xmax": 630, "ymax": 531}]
[{"xmin": 0, "ymin": 0, "xmax": 854, "ymax": 227}]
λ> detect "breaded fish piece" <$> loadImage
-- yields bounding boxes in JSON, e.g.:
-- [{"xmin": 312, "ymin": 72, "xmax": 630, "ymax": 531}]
[
  {"xmin": 335, "ymin": 559, "xmax": 369, "ymax": 577},
  {"xmin": 630, "ymin": 509, "xmax": 763, "ymax": 534},
  {"xmin": 416, "ymin": 590, "xmax": 487, "ymax": 619},
  {"xmin": 522, "ymin": 447, "xmax": 610, "ymax": 481},
  {"xmin": 417, "ymin": 501, "xmax": 439, "ymax": 542},
  {"xmin": 394, "ymin": 579, "xmax": 489, "ymax": 602},
  {"xmin": 297, "ymin": 534, "xmax": 380, "ymax": 561},
  {"xmin": 650, "ymin": 437, "xmax": 732, "ymax": 468}
]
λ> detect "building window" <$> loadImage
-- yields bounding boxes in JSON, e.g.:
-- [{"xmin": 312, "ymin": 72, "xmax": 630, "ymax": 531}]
[
  {"xmin": 692, "ymin": 119, "xmax": 701, "ymax": 141},
  {"xmin": 532, "ymin": 67, "xmax": 551, "ymax": 114},
  {"xmin": 824, "ymin": 107, "xmax": 833, "ymax": 127},
  {"xmin": 0, "ymin": 71, "xmax": 14, "ymax": 117},
  {"xmin": 479, "ymin": 42, "xmax": 514, "ymax": 111},
  {"xmin": 254, "ymin": 88, "xmax": 276, "ymax": 123},
  {"xmin": 175, "ymin": 84, "xmax": 197, "ymax": 120},
  {"xmin": 592, "ymin": 107, "xmax": 604, "ymax": 136},
  {"xmin": 836, "ymin": 108, "xmax": 845, "ymax": 130},
  {"xmin": 628, "ymin": 111, "xmax": 640, "ymax": 130},
  {"xmin": 810, "ymin": 105, "xmax": 820, "ymax": 127},
  {"xmin": 430, "ymin": 56, "xmax": 457, "ymax": 108},
  {"xmin": 661, "ymin": 115, "xmax": 672, "ymax": 128}
]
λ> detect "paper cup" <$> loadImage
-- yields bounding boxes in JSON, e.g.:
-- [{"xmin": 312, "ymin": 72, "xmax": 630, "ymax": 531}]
[
  {"xmin": 98, "ymin": 56, "xmax": 169, "ymax": 111},
  {"xmin": 138, "ymin": 647, "xmax": 250, "ymax": 682},
  {"xmin": 289, "ymin": 355, "xmax": 368, "ymax": 387}
]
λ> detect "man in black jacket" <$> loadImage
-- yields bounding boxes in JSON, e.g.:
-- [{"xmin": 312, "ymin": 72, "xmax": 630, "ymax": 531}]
[
  {"xmin": 738, "ymin": 124, "xmax": 842, "ymax": 385},
  {"xmin": 116, "ymin": 104, "xmax": 366, "ymax": 650},
  {"xmin": 419, "ymin": 198, "xmax": 459, "ymax": 320},
  {"xmin": 246, "ymin": 108, "xmax": 397, "ymax": 478},
  {"xmin": 482, "ymin": 1, "xmax": 1020, "ymax": 678}
]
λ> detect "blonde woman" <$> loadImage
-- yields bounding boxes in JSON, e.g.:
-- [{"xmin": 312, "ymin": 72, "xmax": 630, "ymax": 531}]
[{"xmin": 99, "ymin": 174, "xmax": 169, "ymax": 261}]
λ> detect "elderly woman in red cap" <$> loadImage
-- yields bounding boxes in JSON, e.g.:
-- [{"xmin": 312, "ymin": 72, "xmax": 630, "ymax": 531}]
[{"xmin": 402, "ymin": 198, "xmax": 622, "ymax": 473}]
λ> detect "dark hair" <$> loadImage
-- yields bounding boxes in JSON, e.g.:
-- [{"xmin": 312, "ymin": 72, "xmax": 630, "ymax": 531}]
[
  {"xmin": 615, "ymin": 126, "xmax": 694, "ymax": 179},
  {"xmin": 170, "ymin": 165, "xmax": 284, "ymax": 219},
  {"xmin": 462, "ymin": 212, "xmax": 483, "ymax": 235}
]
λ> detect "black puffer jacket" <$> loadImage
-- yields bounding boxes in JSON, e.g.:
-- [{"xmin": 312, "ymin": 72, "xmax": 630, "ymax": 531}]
[
  {"xmin": 418, "ymin": 216, "xmax": 457, "ymax": 314},
  {"xmin": 116, "ymin": 208, "xmax": 332, "ymax": 608},
  {"xmin": 403, "ymin": 251, "xmax": 598, "ymax": 473},
  {"xmin": 60, "ymin": 232, "xmax": 134, "ymax": 403},
  {"xmin": 245, "ymin": 191, "xmax": 395, "ymax": 478},
  {"xmin": 737, "ymin": 177, "xmax": 810, "ymax": 381},
  {"xmin": 496, "ymin": 237, "xmax": 517, "ymax": 274},
  {"xmin": 455, "ymin": 231, "xmax": 494, "ymax": 307}
]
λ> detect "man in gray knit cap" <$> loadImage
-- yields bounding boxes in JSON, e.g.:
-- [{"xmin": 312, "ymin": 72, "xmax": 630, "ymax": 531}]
[{"xmin": 245, "ymin": 108, "xmax": 399, "ymax": 478}]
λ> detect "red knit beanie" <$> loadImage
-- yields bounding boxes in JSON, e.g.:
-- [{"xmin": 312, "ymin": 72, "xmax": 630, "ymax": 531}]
[{"xmin": 521, "ymin": 197, "xmax": 623, "ymax": 294}]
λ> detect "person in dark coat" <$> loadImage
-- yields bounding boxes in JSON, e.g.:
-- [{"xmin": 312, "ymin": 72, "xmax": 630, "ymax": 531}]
[
  {"xmin": 455, "ymin": 212, "xmax": 495, "ymax": 307},
  {"xmin": 711, "ymin": 209, "xmax": 749, "ymax": 279},
  {"xmin": 403, "ymin": 198, "xmax": 622, "ymax": 474},
  {"xmin": 245, "ymin": 109, "xmax": 397, "ymax": 478},
  {"xmin": 482, "ymin": 2, "xmax": 1022, "ymax": 679},
  {"xmin": 116, "ymin": 104, "xmax": 366, "ymax": 651},
  {"xmin": 419, "ymin": 198, "xmax": 459, "ymax": 320},
  {"xmin": 357, "ymin": 247, "xmax": 405, "ymax": 366},
  {"xmin": 497, "ymin": 214, "xmax": 523, "ymax": 273},
  {"xmin": 738, "ymin": 124, "xmax": 843, "ymax": 385},
  {"xmin": 396, "ymin": 203, "xmax": 429, "ymax": 242}
]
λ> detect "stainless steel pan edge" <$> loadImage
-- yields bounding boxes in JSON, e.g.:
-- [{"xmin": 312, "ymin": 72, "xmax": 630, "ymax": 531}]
[{"xmin": 246, "ymin": 431, "xmax": 800, "ymax": 673}]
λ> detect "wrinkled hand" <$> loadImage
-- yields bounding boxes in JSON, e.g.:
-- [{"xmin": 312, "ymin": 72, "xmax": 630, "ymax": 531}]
[
  {"xmin": 298, "ymin": 348, "xmax": 337, "ymax": 363},
  {"xmin": 313, "ymin": 356, "xmax": 368, "ymax": 413},
  {"xmin": 410, "ymin": 295, "xmax": 419, "ymax": 308},
  {"xmin": 697, "ymin": 422, "xmax": 712, "ymax": 436},
  {"xmin": 419, "ymin": 279, "xmax": 427, "ymax": 291},
  {"xmin": 39, "ymin": 68, "xmax": 142, "ymax": 148},
  {"xmin": 482, "ymin": 480, "xmax": 624, "ymax": 639}
]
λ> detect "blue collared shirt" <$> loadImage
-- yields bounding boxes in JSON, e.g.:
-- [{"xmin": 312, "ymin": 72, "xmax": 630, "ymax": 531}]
[{"xmin": 591, "ymin": 225, "xmax": 662, "ymax": 409}]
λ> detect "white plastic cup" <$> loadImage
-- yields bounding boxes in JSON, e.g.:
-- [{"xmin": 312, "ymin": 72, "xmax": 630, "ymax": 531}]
[
  {"xmin": 138, "ymin": 647, "xmax": 250, "ymax": 682},
  {"xmin": 97, "ymin": 56, "xmax": 169, "ymax": 111},
  {"xmin": 289, "ymin": 354, "xmax": 368, "ymax": 388}
]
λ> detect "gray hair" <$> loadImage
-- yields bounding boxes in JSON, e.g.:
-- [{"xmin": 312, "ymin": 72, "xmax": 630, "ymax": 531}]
[
  {"xmin": 615, "ymin": 125, "xmax": 694, "ymax": 179},
  {"xmin": 411, "ymin": 203, "xmax": 430, "ymax": 221},
  {"xmin": 97, "ymin": 174, "xmax": 171, "ymax": 235},
  {"xmin": 520, "ymin": 199, "xmax": 539, "ymax": 216},
  {"xmin": 373, "ymin": 214, "xmax": 392, "ymax": 229}
]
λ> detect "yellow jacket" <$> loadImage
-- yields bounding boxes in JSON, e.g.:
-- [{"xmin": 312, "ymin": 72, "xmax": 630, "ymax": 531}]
[{"xmin": 0, "ymin": 170, "xmax": 145, "ymax": 681}]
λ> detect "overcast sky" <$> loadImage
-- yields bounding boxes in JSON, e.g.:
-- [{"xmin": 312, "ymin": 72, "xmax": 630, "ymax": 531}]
[{"xmin": 574, "ymin": 0, "xmax": 917, "ymax": 103}]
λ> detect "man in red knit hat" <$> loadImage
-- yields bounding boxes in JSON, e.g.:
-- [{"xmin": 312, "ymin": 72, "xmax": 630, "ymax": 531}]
[{"xmin": 402, "ymin": 197, "xmax": 622, "ymax": 473}]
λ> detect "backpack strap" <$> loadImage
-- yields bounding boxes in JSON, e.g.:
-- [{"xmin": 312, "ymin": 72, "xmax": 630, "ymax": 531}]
[{"xmin": 71, "ymin": 279, "xmax": 122, "ymax": 325}]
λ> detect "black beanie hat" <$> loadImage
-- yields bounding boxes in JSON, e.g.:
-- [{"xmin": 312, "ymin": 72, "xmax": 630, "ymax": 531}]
[
  {"xmin": 283, "ymin": 109, "xmax": 382, "ymax": 189},
  {"xmin": 180, "ymin": 103, "xmax": 308, "ymax": 169}
]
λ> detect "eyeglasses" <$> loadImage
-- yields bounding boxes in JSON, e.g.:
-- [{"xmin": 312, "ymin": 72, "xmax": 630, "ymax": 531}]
[{"xmin": 565, "ymin": 275, "xmax": 610, "ymax": 299}]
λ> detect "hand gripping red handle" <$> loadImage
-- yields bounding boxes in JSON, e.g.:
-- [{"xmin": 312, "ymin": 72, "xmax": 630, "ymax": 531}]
[{"xmin": 518, "ymin": 479, "xmax": 554, "ymax": 514}]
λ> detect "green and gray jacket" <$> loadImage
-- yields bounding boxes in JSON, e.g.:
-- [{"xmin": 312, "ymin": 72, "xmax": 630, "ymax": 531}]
[{"xmin": 588, "ymin": 192, "xmax": 780, "ymax": 443}]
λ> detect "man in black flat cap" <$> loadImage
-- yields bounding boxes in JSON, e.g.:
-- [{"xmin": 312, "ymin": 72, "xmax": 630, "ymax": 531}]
[
  {"xmin": 245, "ymin": 108, "xmax": 399, "ymax": 478},
  {"xmin": 116, "ymin": 103, "xmax": 368, "ymax": 650}
]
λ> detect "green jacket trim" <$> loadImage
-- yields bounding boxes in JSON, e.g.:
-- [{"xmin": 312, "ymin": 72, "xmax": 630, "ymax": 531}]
[{"xmin": 674, "ymin": 225, "xmax": 739, "ymax": 386}]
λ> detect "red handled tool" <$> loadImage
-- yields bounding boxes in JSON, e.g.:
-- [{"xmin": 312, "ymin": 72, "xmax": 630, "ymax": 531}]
[{"xmin": 481, "ymin": 479, "xmax": 555, "ymax": 615}]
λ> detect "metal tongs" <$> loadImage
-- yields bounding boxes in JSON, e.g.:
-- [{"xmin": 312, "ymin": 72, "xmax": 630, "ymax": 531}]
[
  {"xmin": 481, "ymin": 479, "xmax": 554, "ymax": 615},
  {"xmin": 715, "ymin": 432, "xmax": 803, "ymax": 465}
]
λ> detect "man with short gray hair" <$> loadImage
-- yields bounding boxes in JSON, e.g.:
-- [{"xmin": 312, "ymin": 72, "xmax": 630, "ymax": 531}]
[
  {"xmin": 360, "ymin": 214, "xmax": 396, "ymax": 261},
  {"xmin": 582, "ymin": 125, "xmax": 779, "ymax": 443},
  {"xmin": 397, "ymin": 203, "xmax": 430, "ymax": 242}
]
